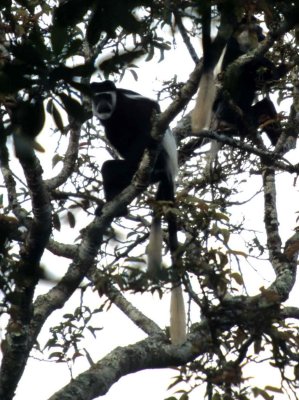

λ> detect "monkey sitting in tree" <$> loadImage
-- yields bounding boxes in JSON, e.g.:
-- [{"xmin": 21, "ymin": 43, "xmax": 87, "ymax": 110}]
[
  {"xmin": 192, "ymin": 11, "xmax": 287, "ymax": 146},
  {"xmin": 90, "ymin": 80, "xmax": 186, "ymax": 345}
]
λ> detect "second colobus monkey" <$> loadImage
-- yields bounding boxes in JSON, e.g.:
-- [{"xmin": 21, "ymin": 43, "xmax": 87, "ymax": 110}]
[
  {"xmin": 192, "ymin": 10, "xmax": 286, "ymax": 145},
  {"xmin": 90, "ymin": 80, "xmax": 186, "ymax": 345},
  {"xmin": 214, "ymin": 17, "xmax": 286, "ymax": 145}
]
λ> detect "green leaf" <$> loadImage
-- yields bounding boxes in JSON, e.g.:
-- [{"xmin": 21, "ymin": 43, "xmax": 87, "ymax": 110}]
[
  {"xmin": 52, "ymin": 153, "xmax": 63, "ymax": 168},
  {"xmin": 48, "ymin": 100, "xmax": 65, "ymax": 134},
  {"xmin": 52, "ymin": 213, "xmax": 61, "ymax": 231},
  {"xmin": 63, "ymin": 313, "xmax": 74, "ymax": 319},
  {"xmin": 227, "ymin": 249, "xmax": 248, "ymax": 258},
  {"xmin": 179, "ymin": 394, "xmax": 189, "ymax": 400},
  {"xmin": 252, "ymin": 387, "xmax": 273, "ymax": 400},
  {"xmin": 231, "ymin": 272, "xmax": 244, "ymax": 286},
  {"xmin": 129, "ymin": 68, "xmax": 138, "ymax": 81},
  {"xmin": 87, "ymin": 326, "xmax": 103, "ymax": 339},
  {"xmin": 67, "ymin": 211, "xmax": 76, "ymax": 228},
  {"xmin": 214, "ymin": 212, "xmax": 230, "ymax": 222},
  {"xmin": 49, "ymin": 352, "xmax": 64, "ymax": 359},
  {"xmin": 264, "ymin": 386, "xmax": 283, "ymax": 394},
  {"xmin": 145, "ymin": 44, "xmax": 154, "ymax": 62},
  {"xmin": 44, "ymin": 338, "xmax": 59, "ymax": 349}
]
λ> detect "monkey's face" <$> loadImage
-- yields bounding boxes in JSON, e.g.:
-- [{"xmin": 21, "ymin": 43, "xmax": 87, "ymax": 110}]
[
  {"xmin": 90, "ymin": 80, "xmax": 117, "ymax": 121},
  {"xmin": 92, "ymin": 92, "xmax": 117, "ymax": 121}
]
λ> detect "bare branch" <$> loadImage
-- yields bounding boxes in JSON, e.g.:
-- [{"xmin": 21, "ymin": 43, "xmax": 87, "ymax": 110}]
[
  {"xmin": 103, "ymin": 284, "xmax": 162, "ymax": 336},
  {"xmin": 173, "ymin": 10, "xmax": 200, "ymax": 64},
  {"xmin": 45, "ymin": 121, "xmax": 81, "ymax": 191}
]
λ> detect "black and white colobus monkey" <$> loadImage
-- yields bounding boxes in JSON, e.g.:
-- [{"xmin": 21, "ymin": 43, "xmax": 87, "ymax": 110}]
[
  {"xmin": 213, "ymin": 18, "xmax": 286, "ymax": 145},
  {"xmin": 90, "ymin": 80, "xmax": 186, "ymax": 345},
  {"xmin": 192, "ymin": 13, "xmax": 286, "ymax": 145}
]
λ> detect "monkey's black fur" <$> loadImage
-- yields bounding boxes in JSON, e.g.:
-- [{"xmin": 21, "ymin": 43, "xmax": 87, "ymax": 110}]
[
  {"xmin": 90, "ymin": 80, "xmax": 178, "ymax": 272},
  {"xmin": 90, "ymin": 81, "xmax": 177, "ymax": 207},
  {"xmin": 91, "ymin": 81, "xmax": 186, "ymax": 345},
  {"xmin": 192, "ymin": 14, "xmax": 287, "ymax": 145},
  {"xmin": 214, "ymin": 18, "xmax": 287, "ymax": 145}
]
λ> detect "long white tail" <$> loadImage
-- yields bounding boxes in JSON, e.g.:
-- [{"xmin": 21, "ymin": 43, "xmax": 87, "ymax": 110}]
[
  {"xmin": 170, "ymin": 285, "xmax": 186, "ymax": 345},
  {"xmin": 191, "ymin": 70, "xmax": 216, "ymax": 133},
  {"xmin": 147, "ymin": 128, "xmax": 177, "ymax": 277},
  {"xmin": 147, "ymin": 128, "xmax": 187, "ymax": 345}
]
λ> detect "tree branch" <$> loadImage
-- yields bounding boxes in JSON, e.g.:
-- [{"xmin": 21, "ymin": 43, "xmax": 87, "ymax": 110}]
[
  {"xmin": 0, "ymin": 153, "xmax": 52, "ymax": 399},
  {"xmin": 47, "ymin": 238, "xmax": 78, "ymax": 259},
  {"xmin": 0, "ymin": 141, "xmax": 26, "ymax": 220},
  {"xmin": 195, "ymin": 130, "xmax": 299, "ymax": 174},
  {"xmin": 102, "ymin": 283, "xmax": 162, "ymax": 336},
  {"xmin": 280, "ymin": 306, "xmax": 299, "ymax": 320},
  {"xmin": 262, "ymin": 164, "xmax": 282, "ymax": 263},
  {"xmin": 173, "ymin": 10, "xmax": 200, "ymax": 64},
  {"xmin": 260, "ymin": 165, "xmax": 298, "ymax": 301},
  {"xmin": 48, "ymin": 325, "xmax": 211, "ymax": 400},
  {"xmin": 45, "ymin": 120, "xmax": 81, "ymax": 191}
]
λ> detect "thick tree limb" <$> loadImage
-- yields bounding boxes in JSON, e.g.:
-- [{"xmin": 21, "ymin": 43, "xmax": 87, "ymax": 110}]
[
  {"xmin": 47, "ymin": 281, "xmax": 299, "ymax": 400},
  {"xmin": 48, "ymin": 325, "xmax": 210, "ymax": 400},
  {"xmin": 261, "ymin": 165, "xmax": 297, "ymax": 301},
  {"xmin": 0, "ymin": 154, "xmax": 52, "ymax": 400},
  {"xmin": 262, "ymin": 165, "xmax": 282, "ymax": 262},
  {"xmin": 47, "ymin": 239, "xmax": 78, "ymax": 259}
]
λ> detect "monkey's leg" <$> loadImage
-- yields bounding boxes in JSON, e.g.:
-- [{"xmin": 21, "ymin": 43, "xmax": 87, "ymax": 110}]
[{"xmin": 99, "ymin": 160, "xmax": 136, "ymax": 216}]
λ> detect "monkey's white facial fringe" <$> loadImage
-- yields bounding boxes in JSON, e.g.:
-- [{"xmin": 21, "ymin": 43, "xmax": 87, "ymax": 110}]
[{"xmin": 92, "ymin": 91, "xmax": 117, "ymax": 120}]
